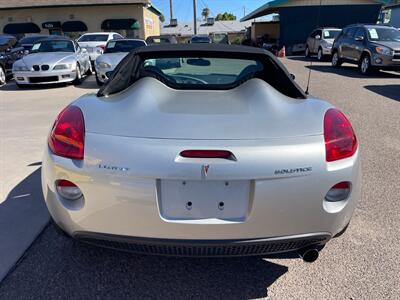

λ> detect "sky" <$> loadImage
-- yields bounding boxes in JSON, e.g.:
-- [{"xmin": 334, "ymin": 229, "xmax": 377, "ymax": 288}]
[{"xmin": 151, "ymin": 0, "xmax": 272, "ymax": 22}]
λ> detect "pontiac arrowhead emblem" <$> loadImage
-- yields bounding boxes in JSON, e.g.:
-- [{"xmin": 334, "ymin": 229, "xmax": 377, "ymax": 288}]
[{"xmin": 202, "ymin": 165, "xmax": 210, "ymax": 179}]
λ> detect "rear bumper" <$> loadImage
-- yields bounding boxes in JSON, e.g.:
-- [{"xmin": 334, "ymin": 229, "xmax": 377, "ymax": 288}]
[
  {"xmin": 74, "ymin": 231, "xmax": 330, "ymax": 257},
  {"xmin": 42, "ymin": 134, "xmax": 361, "ymax": 255}
]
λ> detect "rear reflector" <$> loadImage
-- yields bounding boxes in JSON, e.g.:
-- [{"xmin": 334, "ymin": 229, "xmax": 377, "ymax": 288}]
[
  {"xmin": 180, "ymin": 150, "xmax": 233, "ymax": 159},
  {"xmin": 48, "ymin": 106, "xmax": 85, "ymax": 160},
  {"xmin": 325, "ymin": 181, "xmax": 351, "ymax": 202},
  {"xmin": 324, "ymin": 109, "xmax": 357, "ymax": 162},
  {"xmin": 56, "ymin": 180, "xmax": 83, "ymax": 200}
]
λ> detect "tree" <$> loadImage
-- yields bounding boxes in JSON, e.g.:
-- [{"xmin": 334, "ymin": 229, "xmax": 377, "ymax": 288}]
[
  {"xmin": 159, "ymin": 14, "xmax": 165, "ymax": 23},
  {"xmin": 215, "ymin": 12, "xmax": 237, "ymax": 21},
  {"xmin": 201, "ymin": 8, "xmax": 210, "ymax": 21}
]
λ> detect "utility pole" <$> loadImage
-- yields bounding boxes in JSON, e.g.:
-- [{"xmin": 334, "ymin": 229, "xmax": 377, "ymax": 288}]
[
  {"xmin": 243, "ymin": 6, "xmax": 246, "ymax": 18},
  {"xmin": 169, "ymin": 0, "xmax": 173, "ymax": 20},
  {"xmin": 193, "ymin": 0, "xmax": 197, "ymax": 35}
]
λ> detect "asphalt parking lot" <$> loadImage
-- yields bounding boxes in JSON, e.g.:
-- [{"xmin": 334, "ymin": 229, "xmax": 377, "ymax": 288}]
[{"xmin": 1, "ymin": 58, "xmax": 400, "ymax": 299}]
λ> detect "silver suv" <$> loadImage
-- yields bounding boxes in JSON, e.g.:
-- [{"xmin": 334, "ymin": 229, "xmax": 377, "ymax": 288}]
[
  {"xmin": 331, "ymin": 24, "xmax": 400, "ymax": 75},
  {"xmin": 305, "ymin": 28, "xmax": 342, "ymax": 61}
]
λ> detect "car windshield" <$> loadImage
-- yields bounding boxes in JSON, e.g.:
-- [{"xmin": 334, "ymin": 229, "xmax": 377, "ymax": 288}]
[
  {"xmin": 191, "ymin": 36, "xmax": 211, "ymax": 43},
  {"xmin": 31, "ymin": 40, "xmax": 74, "ymax": 53},
  {"xmin": 367, "ymin": 28, "xmax": 400, "ymax": 42},
  {"xmin": 104, "ymin": 40, "xmax": 146, "ymax": 53},
  {"xmin": 323, "ymin": 30, "xmax": 341, "ymax": 39},
  {"xmin": 78, "ymin": 34, "xmax": 108, "ymax": 42},
  {"xmin": 141, "ymin": 57, "xmax": 263, "ymax": 88},
  {"xmin": 18, "ymin": 36, "xmax": 47, "ymax": 45}
]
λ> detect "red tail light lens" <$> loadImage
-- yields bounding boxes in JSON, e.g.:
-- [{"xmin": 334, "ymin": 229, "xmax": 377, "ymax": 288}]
[
  {"xmin": 48, "ymin": 106, "xmax": 85, "ymax": 160},
  {"xmin": 98, "ymin": 45, "xmax": 106, "ymax": 50},
  {"xmin": 324, "ymin": 109, "xmax": 357, "ymax": 162},
  {"xmin": 56, "ymin": 180, "xmax": 83, "ymax": 200},
  {"xmin": 180, "ymin": 150, "xmax": 233, "ymax": 159}
]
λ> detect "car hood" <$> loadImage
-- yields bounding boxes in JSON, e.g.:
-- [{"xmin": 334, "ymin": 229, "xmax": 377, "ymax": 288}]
[
  {"xmin": 97, "ymin": 52, "xmax": 129, "ymax": 68},
  {"xmin": 373, "ymin": 41, "xmax": 400, "ymax": 51},
  {"xmin": 21, "ymin": 52, "xmax": 75, "ymax": 66},
  {"xmin": 76, "ymin": 77, "xmax": 332, "ymax": 140}
]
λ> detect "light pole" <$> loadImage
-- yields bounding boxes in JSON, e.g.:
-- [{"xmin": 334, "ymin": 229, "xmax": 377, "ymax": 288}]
[{"xmin": 193, "ymin": 0, "xmax": 197, "ymax": 35}]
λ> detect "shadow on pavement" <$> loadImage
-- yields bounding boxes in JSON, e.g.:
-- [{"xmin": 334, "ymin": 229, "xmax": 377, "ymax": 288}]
[
  {"xmin": 0, "ymin": 225, "xmax": 288, "ymax": 299},
  {"xmin": 0, "ymin": 168, "xmax": 49, "ymax": 282},
  {"xmin": 305, "ymin": 65, "xmax": 400, "ymax": 79},
  {"xmin": 364, "ymin": 85, "xmax": 400, "ymax": 102}
]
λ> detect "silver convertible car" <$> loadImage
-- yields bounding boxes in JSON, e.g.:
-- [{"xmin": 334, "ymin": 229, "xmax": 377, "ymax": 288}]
[
  {"xmin": 13, "ymin": 37, "xmax": 91, "ymax": 87},
  {"xmin": 95, "ymin": 39, "xmax": 146, "ymax": 86},
  {"xmin": 42, "ymin": 44, "xmax": 360, "ymax": 262}
]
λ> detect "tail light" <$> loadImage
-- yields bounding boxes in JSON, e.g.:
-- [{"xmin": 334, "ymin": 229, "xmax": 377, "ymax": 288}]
[
  {"xmin": 325, "ymin": 182, "xmax": 351, "ymax": 202},
  {"xmin": 98, "ymin": 45, "xmax": 106, "ymax": 50},
  {"xmin": 56, "ymin": 180, "xmax": 83, "ymax": 200},
  {"xmin": 324, "ymin": 109, "xmax": 357, "ymax": 162},
  {"xmin": 48, "ymin": 106, "xmax": 85, "ymax": 160},
  {"xmin": 180, "ymin": 150, "xmax": 233, "ymax": 159}
]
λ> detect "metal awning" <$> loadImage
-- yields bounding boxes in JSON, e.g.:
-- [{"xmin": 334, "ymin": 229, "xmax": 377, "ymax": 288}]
[
  {"xmin": 3, "ymin": 22, "xmax": 40, "ymax": 34},
  {"xmin": 240, "ymin": 0, "xmax": 391, "ymax": 21},
  {"xmin": 101, "ymin": 19, "xmax": 140, "ymax": 30},
  {"xmin": 42, "ymin": 21, "xmax": 62, "ymax": 29},
  {"xmin": 61, "ymin": 21, "xmax": 88, "ymax": 32}
]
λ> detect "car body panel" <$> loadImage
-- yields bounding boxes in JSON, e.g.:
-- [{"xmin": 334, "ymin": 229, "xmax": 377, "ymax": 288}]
[
  {"xmin": 13, "ymin": 40, "xmax": 90, "ymax": 85},
  {"xmin": 333, "ymin": 25, "xmax": 400, "ymax": 70},
  {"xmin": 42, "ymin": 46, "xmax": 361, "ymax": 256}
]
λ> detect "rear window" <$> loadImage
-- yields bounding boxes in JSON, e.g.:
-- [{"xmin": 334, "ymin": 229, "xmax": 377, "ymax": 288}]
[
  {"xmin": 141, "ymin": 57, "xmax": 264, "ymax": 88},
  {"xmin": 104, "ymin": 40, "xmax": 146, "ymax": 53},
  {"xmin": 78, "ymin": 34, "xmax": 108, "ymax": 42},
  {"xmin": 191, "ymin": 36, "xmax": 211, "ymax": 43}
]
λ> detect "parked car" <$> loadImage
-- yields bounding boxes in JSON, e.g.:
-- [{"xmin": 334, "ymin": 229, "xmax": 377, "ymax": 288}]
[
  {"xmin": 211, "ymin": 32, "xmax": 230, "ymax": 44},
  {"xmin": 95, "ymin": 39, "xmax": 146, "ymax": 86},
  {"xmin": 17, "ymin": 34, "xmax": 54, "ymax": 53},
  {"xmin": 305, "ymin": 27, "xmax": 342, "ymax": 61},
  {"xmin": 42, "ymin": 44, "xmax": 360, "ymax": 262},
  {"xmin": 0, "ymin": 34, "xmax": 24, "ymax": 85},
  {"xmin": 332, "ymin": 24, "xmax": 400, "ymax": 75},
  {"xmin": 145, "ymin": 35, "xmax": 178, "ymax": 45},
  {"xmin": 77, "ymin": 32, "xmax": 124, "ymax": 65},
  {"xmin": 13, "ymin": 37, "xmax": 92, "ymax": 87},
  {"xmin": 189, "ymin": 35, "xmax": 212, "ymax": 43}
]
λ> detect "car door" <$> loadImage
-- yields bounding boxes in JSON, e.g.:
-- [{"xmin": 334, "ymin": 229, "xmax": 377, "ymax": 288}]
[
  {"xmin": 74, "ymin": 42, "xmax": 88, "ymax": 72},
  {"xmin": 351, "ymin": 28, "xmax": 366, "ymax": 62},
  {"xmin": 341, "ymin": 27, "xmax": 357, "ymax": 59},
  {"xmin": 312, "ymin": 29, "xmax": 323, "ymax": 53}
]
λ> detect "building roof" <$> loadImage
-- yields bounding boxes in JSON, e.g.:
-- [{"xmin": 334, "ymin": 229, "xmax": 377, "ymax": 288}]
[
  {"xmin": 241, "ymin": 0, "xmax": 391, "ymax": 21},
  {"xmin": 161, "ymin": 20, "xmax": 252, "ymax": 36},
  {"xmin": 384, "ymin": 3, "xmax": 400, "ymax": 9},
  {"xmin": 0, "ymin": 0, "xmax": 149, "ymax": 9}
]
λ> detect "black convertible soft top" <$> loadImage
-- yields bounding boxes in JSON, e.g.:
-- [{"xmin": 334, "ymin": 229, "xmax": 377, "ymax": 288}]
[{"xmin": 98, "ymin": 44, "xmax": 306, "ymax": 99}]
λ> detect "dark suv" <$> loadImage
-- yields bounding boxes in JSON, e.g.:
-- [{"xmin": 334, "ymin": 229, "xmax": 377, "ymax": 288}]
[{"xmin": 331, "ymin": 24, "xmax": 400, "ymax": 75}]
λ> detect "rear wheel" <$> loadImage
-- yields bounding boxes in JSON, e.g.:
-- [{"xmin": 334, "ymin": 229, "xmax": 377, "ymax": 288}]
[
  {"xmin": 73, "ymin": 64, "xmax": 82, "ymax": 85},
  {"xmin": 85, "ymin": 62, "xmax": 93, "ymax": 76},
  {"xmin": 0, "ymin": 65, "xmax": 6, "ymax": 85},
  {"xmin": 96, "ymin": 74, "xmax": 104, "ymax": 86},
  {"xmin": 317, "ymin": 48, "xmax": 324, "ymax": 61},
  {"xmin": 305, "ymin": 46, "xmax": 311, "ymax": 58},
  {"xmin": 331, "ymin": 51, "xmax": 342, "ymax": 68},
  {"xmin": 359, "ymin": 54, "xmax": 375, "ymax": 75}
]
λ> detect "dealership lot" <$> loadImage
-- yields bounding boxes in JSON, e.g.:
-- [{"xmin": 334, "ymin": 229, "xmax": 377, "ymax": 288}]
[{"xmin": 1, "ymin": 59, "xmax": 400, "ymax": 299}]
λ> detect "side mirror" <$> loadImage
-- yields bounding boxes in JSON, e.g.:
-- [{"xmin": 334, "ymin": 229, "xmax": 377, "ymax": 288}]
[
  {"xmin": 315, "ymin": 35, "xmax": 321, "ymax": 40},
  {"xmin": 355, "ymin": 36, "xmax": 364, "ymax": 42},
  {"xmin": 290, "ymin": 73, "xmax": 296, "ymax": 80}
]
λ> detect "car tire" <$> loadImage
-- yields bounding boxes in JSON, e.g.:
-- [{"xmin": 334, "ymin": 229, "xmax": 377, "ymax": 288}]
[
  {"xmin": 317, "ymin": 48, "xmax": 324, "ymax": 61},
  {"xmin": 85, "ymin": 62, "xmax": 93, "ymax": 76},
  {"xmin": 73, "ymin": 63, "xmax": 82, "ymax": 85},
  {"xmin": 331, "ymin": 51, "xmax": 342, "ymax": 68},
  {"xmin": 95, "ymin": 71, "xmax": 104, "ymax": 86},
  {"xmin": 305, "ymin": 46, "xmax": 311, "ymax": 58},
  {"xmin": 0, "ymin": 65, "xmax": 6, "ymax": 86},
  {"xmin": 359, "ymin": 54, "xmax": 375, "ymax": 75}
]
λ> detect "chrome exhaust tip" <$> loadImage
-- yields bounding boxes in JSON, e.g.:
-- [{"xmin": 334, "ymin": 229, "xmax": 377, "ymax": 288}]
[{"xmin": 298, "ymin": 248, "xmax": 319, "ymax": 263}]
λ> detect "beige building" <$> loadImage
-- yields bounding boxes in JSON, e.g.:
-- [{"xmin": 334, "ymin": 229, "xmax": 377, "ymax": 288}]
[{"xmin": 0, "ymin": 0, "xmax": 162, "ymax": 39}]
